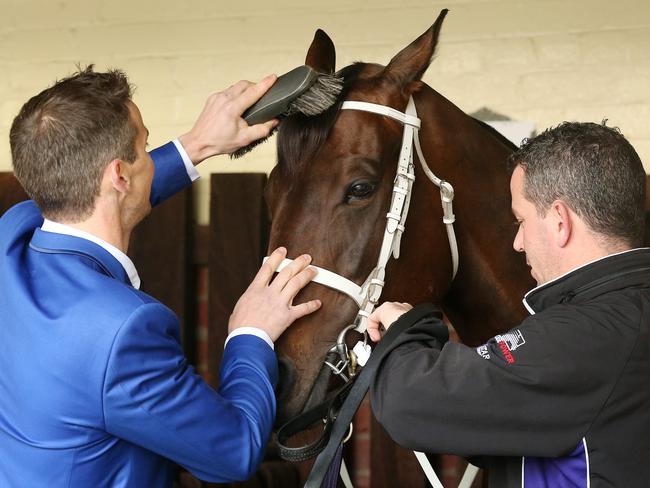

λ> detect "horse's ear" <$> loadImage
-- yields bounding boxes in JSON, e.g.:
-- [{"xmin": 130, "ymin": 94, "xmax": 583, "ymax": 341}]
[
  {"xmin": 305, "ymin": 29, "xmax": 336, "ymax": 74},
  {"xmin": 384, "ymin": 9, "xmax": 448, "ymax": 87}
]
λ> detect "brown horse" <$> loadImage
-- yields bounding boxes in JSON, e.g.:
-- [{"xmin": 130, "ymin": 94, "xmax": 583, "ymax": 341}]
[{"xmin": 266, "ymin": 9, "xmax": 534, "ymax": 430}]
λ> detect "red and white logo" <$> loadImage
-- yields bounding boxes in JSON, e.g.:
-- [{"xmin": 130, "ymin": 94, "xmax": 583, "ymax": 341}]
[{"xmin": 494, "ymin": 330, "xmax": 526, "ymax": 364}]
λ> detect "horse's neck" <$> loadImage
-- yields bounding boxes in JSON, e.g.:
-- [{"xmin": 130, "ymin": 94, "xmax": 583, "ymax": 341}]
[{"xmin": 416, "ymin": 88, "xmax": 534, "ymax": 345}]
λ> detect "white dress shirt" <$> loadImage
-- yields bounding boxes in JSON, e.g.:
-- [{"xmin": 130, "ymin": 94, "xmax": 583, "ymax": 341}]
[{"xmin": 41, "ymin": 218, "xmax": 142, "ymax": 289}]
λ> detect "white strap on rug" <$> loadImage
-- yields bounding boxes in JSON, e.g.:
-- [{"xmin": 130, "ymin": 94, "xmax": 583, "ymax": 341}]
[{"xmin": 340, "ymin": 459, "xmax": 354, "ymax": 488}]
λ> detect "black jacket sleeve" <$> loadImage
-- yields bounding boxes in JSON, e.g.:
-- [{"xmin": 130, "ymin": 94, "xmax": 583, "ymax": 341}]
[{"xmin": 370, "ymin": 301, "xmax": 636, "ymax": 458}]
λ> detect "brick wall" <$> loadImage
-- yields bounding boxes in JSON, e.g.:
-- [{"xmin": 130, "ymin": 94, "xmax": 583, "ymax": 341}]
[{"xmin": 1, "ymin": 0, "xmax": 649, "ymax": 224}]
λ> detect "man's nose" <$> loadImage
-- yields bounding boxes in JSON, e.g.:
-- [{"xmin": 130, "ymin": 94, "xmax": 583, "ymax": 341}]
[{"xmin": 513, "ymin": 227, "xmax": 524, "ymax": 252}]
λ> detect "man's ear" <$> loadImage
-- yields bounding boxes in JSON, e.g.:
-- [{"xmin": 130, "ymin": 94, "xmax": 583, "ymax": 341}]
[
  {"xmin": 106, "ymin": 159, "xmax": 129, "ymax": 195},
  {"xmin": 551, "ymin": 200, "xmax": 572, "ymax": 248}
]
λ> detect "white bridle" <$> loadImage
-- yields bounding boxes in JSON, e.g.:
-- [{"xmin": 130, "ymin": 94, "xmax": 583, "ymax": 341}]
[
  {"xmin": 270, "ymin": 96, "xmax": 478, "ymax": 488},
  {"xmin": 270, "ymin": 96, "xmax": 459, "ymax": 334}
]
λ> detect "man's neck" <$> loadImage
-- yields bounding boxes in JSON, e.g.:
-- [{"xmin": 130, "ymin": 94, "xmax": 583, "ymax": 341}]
[
  {"xmin": 50, "ymin": 209, "xmax": 131, "ymax": 254},
  {"xmin": 556, "ymin": 234, "xmax": 632, "ymax": 279}
]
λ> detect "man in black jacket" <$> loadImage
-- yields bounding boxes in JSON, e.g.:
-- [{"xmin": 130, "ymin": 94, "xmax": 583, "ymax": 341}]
[{"xmin": 368, "ymin": 122, "xmax": 649, "ymax": 487}]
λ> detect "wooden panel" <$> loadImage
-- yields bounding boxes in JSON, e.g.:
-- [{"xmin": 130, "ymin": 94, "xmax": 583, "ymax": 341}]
[
  {"xmin": 128, "ymin": 187, "xmax": 195, "ymax": 361},
  {"xmin": 645, "ymin": 175, "xmax": 650, "ymax": 246},
  {"xmin": 207, "ymin": 173, "xmax": 269, "ymax": 388},
  {"xmin": 0, "ymin": 173, "xmax": 29, "ymax": 215}
]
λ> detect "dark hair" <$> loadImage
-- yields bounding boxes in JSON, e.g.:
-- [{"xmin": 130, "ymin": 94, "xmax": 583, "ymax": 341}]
[
  {"xmin": 10, "ymin": 65, "xmax": 136, "ymax": 222},
  {"xmin": 277, "ymin": 63, "xmax": 364, "ymax": 178},
  {"xmin": 509, "ymin": 121, "xmax": 646, "ymax": 247}
]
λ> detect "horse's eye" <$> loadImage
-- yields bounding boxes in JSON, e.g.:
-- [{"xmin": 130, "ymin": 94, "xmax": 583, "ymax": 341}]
[{"xmin": 346, "ymin": 181, "xmax": 376, "ymax": 202}]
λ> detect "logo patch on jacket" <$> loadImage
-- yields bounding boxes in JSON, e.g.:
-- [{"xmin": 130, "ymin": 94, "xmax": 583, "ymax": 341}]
[
  {"xmin": 476, "ymin": 330, "xmax": 526, "ymax": 364},
  {"xmin": 495, "ymin": 330, "xmax": 526, "ymax": 364},
  {"xmin": 476, "ymin": 344, "xmax": 491, "ymax": 360}
]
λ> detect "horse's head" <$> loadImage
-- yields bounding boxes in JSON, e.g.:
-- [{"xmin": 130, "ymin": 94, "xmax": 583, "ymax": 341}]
[
  {"xmin": 265, "ymin": 10, "xmax": 458, "ymax": 424},
  {"xmin": 267, "ymin": 9, "xmax": 529, "ymax": 424}
]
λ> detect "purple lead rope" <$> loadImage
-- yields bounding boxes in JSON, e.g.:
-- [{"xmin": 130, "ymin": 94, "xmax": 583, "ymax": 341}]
[{"xmin": 321, "ymin": 444, "xmax": 344, "ymax": 488}]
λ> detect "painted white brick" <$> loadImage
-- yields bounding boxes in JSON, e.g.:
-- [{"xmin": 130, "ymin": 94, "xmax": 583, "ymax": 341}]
[
  {"xmin": 4, "ymin": 0, "xmax": 100, "ymax": 30},
  {"xmin": 532, "ymin": 34, "xmax": 582, "ymax": 68},
  {"xmin": 2, "ymin": 0, "xmax": 650, "ymax": 214}
]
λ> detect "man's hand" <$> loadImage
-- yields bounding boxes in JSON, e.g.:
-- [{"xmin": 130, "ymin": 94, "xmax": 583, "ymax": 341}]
[
  {"xmin": 367, "ymin": 302, "xmax": 413, "ymax": 342},
  {"xmin": 228, "ymin": 247, "xmax": 322, "ymax": 342},
  {"xmin": 179, "ymin": 75, "xmax": 279, "ymax": 164}
]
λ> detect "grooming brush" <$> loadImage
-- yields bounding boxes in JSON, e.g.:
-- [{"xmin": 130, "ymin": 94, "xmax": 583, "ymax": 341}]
[{"xmin": 231, "ymin": 65, "xmax": 343, "ymax": 158}]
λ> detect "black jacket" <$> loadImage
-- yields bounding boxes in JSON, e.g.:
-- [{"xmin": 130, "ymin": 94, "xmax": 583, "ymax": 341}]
[{"xmin": 370, "ymin": 248, "xmax": 650, "ymax": 487}]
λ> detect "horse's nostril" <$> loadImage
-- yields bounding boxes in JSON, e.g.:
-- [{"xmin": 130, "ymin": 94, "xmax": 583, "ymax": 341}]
[{"xmin": 275, "ymin": 357, "xmax": 295, "ymax": 404}]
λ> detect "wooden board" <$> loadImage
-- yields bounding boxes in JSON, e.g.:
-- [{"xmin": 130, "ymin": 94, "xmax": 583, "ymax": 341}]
[
  {"xmin": 207, "ymin": 173, "xmax": 269, "ymax": 388},
  {"xmin": 0, "ymin": 173, "xmax": 28, "ymax": 214}
]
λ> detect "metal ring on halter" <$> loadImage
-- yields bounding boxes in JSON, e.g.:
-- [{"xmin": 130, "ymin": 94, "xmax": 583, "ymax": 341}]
[
  {"xmin": 336, "ymin": 324, "xmax": 358, "ymax": 347},
  {"xmin": 342, "ymin": 423, "xmax": 354, "ymax": 444},
  {"xmin": 335, "ymin": 324, "xmax": 358, "ymax": 362},
  {"xmin": 324, "ymin": 353, "xmax": 349, "ymax": 376}
]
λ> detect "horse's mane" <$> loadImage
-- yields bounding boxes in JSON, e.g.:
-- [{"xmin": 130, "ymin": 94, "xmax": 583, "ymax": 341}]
[
  {"xmin": 277, "ymin": 63, "xmax": 365, "ymax": 177},
  {"xmin": 471, "ymin": 117, "xmax": 519, "ymax": 154}
]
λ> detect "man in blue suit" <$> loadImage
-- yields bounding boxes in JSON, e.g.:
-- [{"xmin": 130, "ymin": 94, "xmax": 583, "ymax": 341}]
[{"xmin": 0, "ymin": 66, "xmax": 321, "ymax": 487}]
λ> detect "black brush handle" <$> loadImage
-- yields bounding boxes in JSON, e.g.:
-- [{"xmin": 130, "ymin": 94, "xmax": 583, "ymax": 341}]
[{"xmin": 243, "ymin": 65, "xmax": 317, "ymax": 125}]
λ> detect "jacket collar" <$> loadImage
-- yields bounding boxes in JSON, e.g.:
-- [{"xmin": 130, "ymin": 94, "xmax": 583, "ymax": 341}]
[
  {"xmin": 523, "ymin": 247, "xmax": 650, "ymax": 315},
  {"xmin": 30, "ymin": 228, "xmax": 137, "ymax": 288}
]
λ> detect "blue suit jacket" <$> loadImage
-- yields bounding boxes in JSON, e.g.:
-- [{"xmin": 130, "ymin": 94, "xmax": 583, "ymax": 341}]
[{"xmin": 0, "ymin": 143, "xmax": 278, "ymax": 487}]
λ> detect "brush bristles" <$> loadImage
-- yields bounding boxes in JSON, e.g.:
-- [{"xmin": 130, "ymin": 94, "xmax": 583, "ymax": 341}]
[
  {"xmin": 285, "ymin": 73, "xmax": 343, "ymax": 117},
  {"xmin": 230, "ymin": 126, "xmax": 278, "ymax": 159},
  {"xmin": 230, "ymin": 72, "xmax": 343, "ymax": 159}
]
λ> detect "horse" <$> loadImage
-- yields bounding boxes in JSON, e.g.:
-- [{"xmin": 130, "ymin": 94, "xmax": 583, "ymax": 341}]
[{"xmin": 263, "ymin": 8, "xmax": 540, "ymax": 485}]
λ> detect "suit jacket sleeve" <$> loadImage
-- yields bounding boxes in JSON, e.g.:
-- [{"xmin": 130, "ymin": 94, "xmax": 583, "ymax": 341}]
[
  {"xmin": 103, "ymin": 302, "xmax": 278, "ymax": 482},
  {"xmin": 370, "ymin": 303, "xmax": 633, "ymax": 458},
  {"xmin": 149, "ymin": 142, "xmax": 194, "ymax": 207}
]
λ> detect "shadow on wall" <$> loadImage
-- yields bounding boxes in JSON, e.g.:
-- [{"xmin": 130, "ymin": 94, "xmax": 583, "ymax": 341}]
[{"xmin": 471, "ymin": 107, "xmax": 535, "ymax": 147}]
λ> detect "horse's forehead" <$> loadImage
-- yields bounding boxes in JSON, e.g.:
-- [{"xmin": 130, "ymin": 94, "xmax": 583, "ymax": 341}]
[
  {"xmin": 347, "ymin": 62, "xmax": 384, "ymax": 78},
  {"xmin": 342, "ymin": 63, "xmax": 393, "ymax": 103},
  {"xmin": 343, "ymin": 61, "xmax": 447, "ymax": 106},
  {"xmin": 328, "ymin": 114, "xmax": 396, "ymax": 154}
]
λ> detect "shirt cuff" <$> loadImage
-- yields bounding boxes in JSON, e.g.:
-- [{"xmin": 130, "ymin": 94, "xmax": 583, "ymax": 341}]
[
  {"xmin": 172, "ymin": 139, "xmax": 200, "ymax": 182},
  {"xmin": 225, "ymin": 327, "xmax": 274, "ymax": 350}
]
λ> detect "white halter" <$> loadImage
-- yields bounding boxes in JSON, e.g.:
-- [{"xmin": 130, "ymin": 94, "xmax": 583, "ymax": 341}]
[
  {"xmin": 269, "ymin": 96, "xmax": 459, "ymax": 334},
  {"xmin": 268, "ymin": 96, "xmax": 476, "ymax": 488}
]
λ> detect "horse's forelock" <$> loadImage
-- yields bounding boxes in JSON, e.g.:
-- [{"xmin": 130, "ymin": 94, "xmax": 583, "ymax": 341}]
[{"xmin": 277, "ymin": 63, "xmax": 366, "ymax": 177}]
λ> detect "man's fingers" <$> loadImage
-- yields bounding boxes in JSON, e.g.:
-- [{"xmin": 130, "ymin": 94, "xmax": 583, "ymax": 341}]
[
  {"xmin": 281, "ymin": 266, "xmax": 317, "ymax": 300},
  {"xmin": 271, "ymin": 254, "xmax": 311, "ymax": 290},
  {"xmin": 220, "ymin": 80, "xmax": 254, "ymax": 100},
  {"xmin": 368, "ymin": 327, "xmax": 381, "ymax": 342},
  {"xmin": 252, "ymin": 247, "xmax": 287, "ymax": 286},
  {"xmin": 367, "ymin": 302, "xmax": 411, "ymax": 342},
  {"xmin": 367, "ymin": 306, "xmax": 383, "ymax": 342},
  {"xmin": 233, "ymin": 74, "xmax": 277, "ymax": 115},
  {"xmin": 291, "ymin": 299, "xmax": 322, "ymax": 320},
  {"xmin": 367, "ymin": 315, "xmax": 382, "ymax": 342},
  {"xmin": 240, "ymin": 119, "xmax": 279, "ymax": 145}
]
